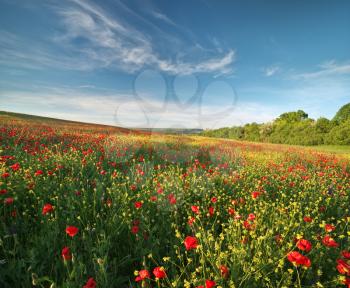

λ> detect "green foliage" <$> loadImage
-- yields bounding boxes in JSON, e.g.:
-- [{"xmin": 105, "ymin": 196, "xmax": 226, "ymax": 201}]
[
  {"xmin": 202, "ymin": 103, "xmax": 350, "ymax": 146},
  {"xmin": 333, "ymin": 103, "xmax": 350, "ymax": 124}
]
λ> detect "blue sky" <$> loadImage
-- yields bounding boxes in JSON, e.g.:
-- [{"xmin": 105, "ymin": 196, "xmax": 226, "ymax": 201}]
[{"xmin": 1, "ymin": 0, "xmax": 350, "ymax": 129}]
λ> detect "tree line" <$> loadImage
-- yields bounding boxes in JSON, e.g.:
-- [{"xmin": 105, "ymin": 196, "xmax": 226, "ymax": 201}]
[{"xmin": 201, "ymin": 103, "xmax": 350, "ymax": 145}]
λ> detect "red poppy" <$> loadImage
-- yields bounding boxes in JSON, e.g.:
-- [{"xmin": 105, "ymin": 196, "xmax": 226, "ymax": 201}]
[
  {"xmin": 10, "ymin": 163, "xmax": 20, "ymax": 171},
  {"xmin": 322, "ymin": 235, "xmax": 339, "ymax": 248},
  {"xmin": 134, "ymin": 201, "xmax": 142, "ymax": 209},
  {"xmin": 205, "ymin": 280, "xmax": 216, "ymax": 288},
  {"xmin": 211, "ymin": 197, "xmax": 217, "ymax": 203},
  {"xmin": 251, "ymin": 191, "xmax": 261, "ymax": 199},
  {"xmin": 220, "ymin": 265, "xmax": 229, "ymax": 278},
  {"xmin": 342, "ymin": 251, "xmax": 350, "ymax": 259},
  {"xmin": 83, "ymin": 277, "xmax": 96, "ymax": 288},
  {"xmin": 343, "ymin": 277, "xmax": 350, "ymax": 288},
  {"xmin": 325, "ymin": 224, "xmax": 335, "ymax": 232},
  {"xmin": 42, "ymin": 203, "xmax": 54, "ymax": 215},
  {"xmin": 65, "ymin": 226, "xmax": 79, "ymax": 237},
  {"xmin": 131, "ymin": 225, "xmax": 139, "ymax": 234},
  {"xmin": 61, "ymin": 247, "xmax": 72, "ymax": 261},
  {"xmin": 188, "ymin": 217, "xmax": 196, "ymax": 226},
  {"xmin": 153, "ymin": 266, "xmax": 166, "ymax": 279},
  {"xmin": 208, "ymin": 206, "xmax": 214, "ymax": 216},
  {"xmin": 287, "ymin": 251, "xmax": 311, "ymax": 267},
  {"xmin": 4, "ymin": 197, "xmax": 14, "ymax": 205},
  {"xmin": 228, "ymin": 207, "xmax": 235, "ymax": 215},
  {"xmin": 135, "ymin": 269, "xmax": 150, "ymax": 282},
  {"xmin": 297, "ymin": 239, "xmax": 312, "ymax": 252},
  {"xmin": 247, "ymin": 213, "xmax": 255, "ymax": 221},
  {"xmin": 303, "ymin": 216, "xmax": 313, "ymax": 223},
  {"xmin": 191, "ymin": 205, "xmax": 200, "ymax": 214},
  {"xmin": 34, "ymin": 170, "xmax": 43, "ymax": 176},
  {"xmin": 0, "ymin": 189, "xmax": 7, "ymax": 195},
  {"xmin": 2, "ymin": 172, "xmax": 10, "ymax": 178},
  {"xmin": 169, "ymin": 196, "xmax": 177, "ymax": 204},
  {"xmin": 184, "ymin": 236, "xmax": 198, "ymax": 250},
  {"xmin": 337, "ymin": 259, "xmax": 350, "ymax": 275}
]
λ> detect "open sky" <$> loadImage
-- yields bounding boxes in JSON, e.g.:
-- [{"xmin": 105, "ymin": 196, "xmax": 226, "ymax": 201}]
[{"xmin": 1, "ymin": 0, "xmax": 350, "ymax": 129}]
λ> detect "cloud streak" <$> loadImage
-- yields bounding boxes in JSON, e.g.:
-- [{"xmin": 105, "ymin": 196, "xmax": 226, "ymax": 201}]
[
  {"xmin": 293, "ymin": 60, "xmax": 350, "ymax": 79},
  {"xmin": 1, "ymin": 0, "xmax": 235, "ymax": 75}
]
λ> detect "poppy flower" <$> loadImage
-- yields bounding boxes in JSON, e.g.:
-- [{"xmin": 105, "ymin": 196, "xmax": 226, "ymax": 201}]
[
  {"xmin": 134, "ymin": 201, "xmax": 142, "ymax": 209},
  {"xmin": 2, "ymin": 172, "xmax": 10, "ymax": 178},
  {"xmin": 322, "ymin": 235, "xmax": 339, "ymax": 247},
  {"xmin": 135, "ymin": 269, "xmax": 150, "ymax": 282},
  {"xmin": 191, "ymin": 205, "xmax": 200, "ymax": 214},
  {"xmin": 83, "ymin": 277, "xmax": 96, "ymax": 288},
  {"xmin": 153, "ymin": 266, "xmax": 166, "ymax": 279},
  {"xmin": 220, "ymin": 265, "xmax": 229, "ymax": 278},
  {"xmin": 251, "ymin": 191, "xmax": 261, "ymax": 199},
  {"xmin": 287, "ymin": 251, "xmax": 311, "ymax": 267},
  {"xmin": 131, "ymin": 225, "xmax": 139, "ymax": 234},
  {"xmin": 61, "ymin": 247, "xmax": 72, "ymax": 261},
  {"xmin": 66, "ymin": 226, "xmax": 79, "ymax": 237},
  {"xmin": 342, "ymin": 251, "xmax": 350, "ymax": 259},
  {"xmin": 337, "ymin": 259, "xmax": 350, "ymax": 275},
  {"xmin": 42, "ymin": 203, "xmax": 54, "ymax": 215},
  {"xmin": 4, "ymin": 197, "xmax": 14, "ymax": 205},
  {"xmin": 247, "ymin": 213, "xmax": 255, "ymax": 221},
  {"xmin": 297, "ymin": 239, "xmax": 312, "ymax": 252},
  {"xmin": 205, "ymin": 280, "xmax": 216, "ymax": 288},
  {"xmin": 184, "ymin": 236, "xmax": 198, "ymax": 250},
  {"xmin": 211, "ymin": 197, "xmax": 217, "ymax": 203},
  {"xmin": 0, "ymin": 189, "xmax": 7, "ymax": 195},
  {"xmin": 325, "ymin": 224, "xmax": 335, "ymax": 232},
  {"xmin": 228, "ymin": 207, "xmax": 235, "ymax": 215},
  {"xmin": 34, "ymin": 170, "xmax": 43, "ymax": 176},
  {"xmin": 169, "ymin": 196, "xmax": 177, "ymax": 204},
  {"xmin": 303, "ymin": 216, "xmax": 313, "ymax": 223},
  {"xmin": 343, "ymin": 277, "xmax": 350, "ymax": 288},
  {"xmin": 10, "ymin": 163, "xmax": 20, "ymax": 171},
  {"xmin": 208, "ymin": 206, "xmax": 214, "ymax": 216},
  {"xmin": 188, "ymin": 217, "xmax": 196, "ymax": 226}
]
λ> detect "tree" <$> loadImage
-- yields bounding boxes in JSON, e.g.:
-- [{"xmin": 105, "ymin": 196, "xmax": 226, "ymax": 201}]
[
  {"xmin": 333, "ymin": 103, "xmax": 350, "ymax": 124},
  {"xmin": 315, "ymin": 117, "xmax": 332, "ymax": 133},
  {"xmin": 276, "ymin": 110, "xmax": 308, "ymax": 123}
]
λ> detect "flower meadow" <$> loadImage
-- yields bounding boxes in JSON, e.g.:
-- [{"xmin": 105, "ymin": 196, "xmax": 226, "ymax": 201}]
[{"xmin": 0, "ymin": 115, "xmax": 350, "ymax": 288}]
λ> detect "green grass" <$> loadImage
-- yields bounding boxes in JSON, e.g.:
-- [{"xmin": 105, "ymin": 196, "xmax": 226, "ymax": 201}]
[{"xmin": 311, "ymin": 145, "xmax": 350, "ymax": 154}]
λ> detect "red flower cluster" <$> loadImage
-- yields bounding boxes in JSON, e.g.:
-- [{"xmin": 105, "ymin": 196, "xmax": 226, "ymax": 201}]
[
  {"xmin": 135, "ymin": 267, "xmax": 166, "ymax": 282},
  {"xmin": 287, "ymin": 251, "xmax": 311, "ymax": 267}
]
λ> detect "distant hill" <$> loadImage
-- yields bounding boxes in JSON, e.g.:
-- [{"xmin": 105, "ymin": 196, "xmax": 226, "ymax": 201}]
[
  {"xmin": 201, "ymin": 103, "xmax": 350, "ymax": 146},
  {"xmin": 0, "ymin": 111, "xmax": 202, "ymax": 135},
  {"xmin": 138, "ymin": 128, "xmax": 203, "ymax": 135}
]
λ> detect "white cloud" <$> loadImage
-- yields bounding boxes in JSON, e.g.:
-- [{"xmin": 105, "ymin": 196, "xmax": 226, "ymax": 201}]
[
  {"xmin": 1, "ymin": 0, "xmax": 236, "ymax": 75},
  {"xmin": 0, "ymin": 84, "xmax": 279, "ymax": 129},
  {"xmin": 263, "ymin": 65, "xmax": 280, "ymax": 77},
  {"xmin": 293, "ymin": 60, "xmax": 350, "ymax": 79}
]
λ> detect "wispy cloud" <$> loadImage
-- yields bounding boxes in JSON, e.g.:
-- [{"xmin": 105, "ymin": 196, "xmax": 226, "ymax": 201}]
[
  {"xmin": 151, "ymin": 10, "xmax": 177, "ymax": 26},
  {"xmin": 1, "ymin": 0, "xmax": 235, "ymax": 75},
  {"xmin": 293, "ymin": 60, "xmax": 350, "ymax": 79},
  {"xmin": 263, "ymin": 65, "xmax": 280, "ymax": 77}
]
